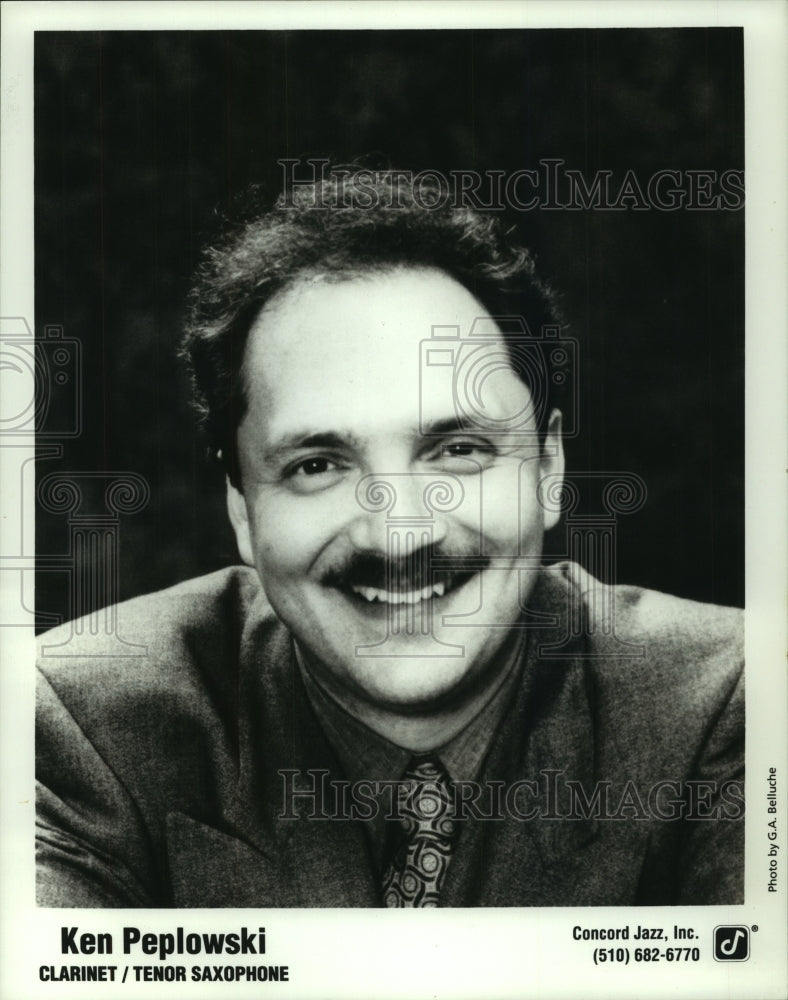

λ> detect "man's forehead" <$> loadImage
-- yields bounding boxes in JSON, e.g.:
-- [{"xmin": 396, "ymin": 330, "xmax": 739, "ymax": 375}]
[
  {"xmin": 241, "ymin": 268, "xmax": 489, "ymax": 384},
  {"xmin": 237, "ymin": 267, "xmax": 531, "ymax": 445},
  {"xmin": 245, "ymin": 266, "xmax": 488, "ymax": 347}
]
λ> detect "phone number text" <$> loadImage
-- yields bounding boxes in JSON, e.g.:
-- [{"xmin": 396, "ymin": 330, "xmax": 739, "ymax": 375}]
[{"xmin": 593, "ymin": 947, "xmax": 700, "ymax": 965}]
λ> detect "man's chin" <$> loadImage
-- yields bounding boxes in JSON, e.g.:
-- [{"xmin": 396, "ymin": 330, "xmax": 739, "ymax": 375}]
[
  {"xmin": 334, "ymin": 654, "xmax": 485, "ymax": 717},
  {"xmin": 281, "ymin": 572, "xmax": 519, "ymax": 710}
]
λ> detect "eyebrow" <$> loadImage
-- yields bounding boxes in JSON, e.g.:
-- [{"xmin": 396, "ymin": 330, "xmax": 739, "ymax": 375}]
[
  {"xmin": 262, "ymin": 416, "xmax": 486, "ymax": 464},
  {"xmin": 420, "ymin": 415, "xmax": 488, "ymax": 437},
  {"xmin": 262, "ymin": 430, "xmax": 364, "ymax": 463}
]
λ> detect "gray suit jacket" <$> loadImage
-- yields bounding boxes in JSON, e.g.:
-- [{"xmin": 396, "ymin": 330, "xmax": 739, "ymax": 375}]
[{"xmin": 36, "ymin": 562, "xmax": 743, "ymax": 907}]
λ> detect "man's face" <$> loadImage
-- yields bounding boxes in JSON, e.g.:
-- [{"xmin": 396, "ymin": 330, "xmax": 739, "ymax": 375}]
[{"xmin": 228, "ymin": 267, "xmax": 563, "ymax": 715}]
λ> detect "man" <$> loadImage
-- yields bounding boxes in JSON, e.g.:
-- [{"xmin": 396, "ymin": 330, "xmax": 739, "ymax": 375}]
[{"xmin": 36, "ymin": 171, "xmax": 743, "ymax": 907}]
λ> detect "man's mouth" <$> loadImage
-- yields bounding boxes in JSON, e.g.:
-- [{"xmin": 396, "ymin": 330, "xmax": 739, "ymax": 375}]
[
  {"xmin": 322, "ymin": 550, "xmax": 486, "ymax": 610},
  {"xmin": 350, "ymin": 581, "xmax": 447, "ymax": 605}
]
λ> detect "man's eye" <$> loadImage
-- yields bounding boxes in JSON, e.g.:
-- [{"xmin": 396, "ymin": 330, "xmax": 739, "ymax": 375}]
[
  {"xmin": 441, "ymin": 440, "xmax": 496, "ymax": 458},
  {"xmin": 282, "ymin": 456, "xmax": 346, "ymax": 493},
  {"xmin": 293, "ymin": 457, "xmax": 337, "ymax": 477},
  {"xmin": 443, "ymin": 442, "xmax": 484, "ymax": 457},
  {"xmin": 435, "ymin": 439, "xmax": 497, "ymax": 470}
]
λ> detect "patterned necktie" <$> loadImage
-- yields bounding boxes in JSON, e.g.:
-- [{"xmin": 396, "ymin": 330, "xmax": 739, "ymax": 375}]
[{"xmin": 382, "ymin": 756, "xmax": 456, "ymax": 907}]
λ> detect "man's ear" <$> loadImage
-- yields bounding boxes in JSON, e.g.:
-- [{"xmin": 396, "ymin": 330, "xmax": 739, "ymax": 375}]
[
  {"xmin": 540, "ymin": 409, "xmax": 565, "ymax": 531},
  {"xmin": 226, "ymin": 477, "xmax": 255, "ymax": 567}
]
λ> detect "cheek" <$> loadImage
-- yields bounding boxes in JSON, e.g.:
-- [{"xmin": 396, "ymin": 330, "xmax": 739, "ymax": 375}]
[
  {"xmin": 246, "ymin": 496, "xmax": 307, "ymax": 576},
  {"xmin": 519, "ymin": 459, "xmax": 550, "ymax": 531},
  {"xmin": 247, "ymin": 492, "xmax": 344, "ymax": 579},
  {"xmin": 474, "ymin": 466, "xmax": 544, "ymax": 549}
]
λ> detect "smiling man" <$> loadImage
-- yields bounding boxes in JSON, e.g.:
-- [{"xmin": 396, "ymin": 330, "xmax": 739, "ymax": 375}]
[
  {"xmin": 227, "ymin": 266, "xmax": 563, "ymax": 750},
  {"xmin": 36, "ymin": 171, "xmax": 744, "ymax": 908}
]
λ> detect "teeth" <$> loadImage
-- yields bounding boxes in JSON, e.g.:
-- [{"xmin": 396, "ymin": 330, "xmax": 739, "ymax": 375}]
[{"xmin": 350, "ymin": 581, "xmax": 449, "ymax": 604}]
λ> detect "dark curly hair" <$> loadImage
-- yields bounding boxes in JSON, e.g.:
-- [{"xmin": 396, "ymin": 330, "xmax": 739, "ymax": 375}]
[{"xmin": 181, "ymin": 169, "xmax": 565, "ymax": 487}]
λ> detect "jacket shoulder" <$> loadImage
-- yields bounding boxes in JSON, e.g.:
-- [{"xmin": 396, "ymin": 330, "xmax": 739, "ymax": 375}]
[
  {"xmin": 39, "ymin": 566, "xmax": 263, "ymax": 658},
  {"xmin": 36, "ymin": 566, "xmax": 279, "ymax": 710},
  {"xmin": 551, "ymin": 560, "xmax": 742, "ymax": 667},
  {"xmin": 543, "ymin": 561, "xmax": 743, "ymax": 733},
  {"xmin": 559, "ymin": 562, "xmax": 742, "ymax": 776}
]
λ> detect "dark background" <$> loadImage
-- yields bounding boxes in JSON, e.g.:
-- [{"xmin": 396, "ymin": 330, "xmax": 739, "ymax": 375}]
[{"xmin": 35, "ymin": 28, "xmax": 744, "ymax": 626}]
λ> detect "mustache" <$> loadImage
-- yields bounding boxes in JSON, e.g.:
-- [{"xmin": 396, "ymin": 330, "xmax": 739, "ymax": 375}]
[{"xmin": 321, "ymin": 544, "xmax": 489, "ymax": 594}]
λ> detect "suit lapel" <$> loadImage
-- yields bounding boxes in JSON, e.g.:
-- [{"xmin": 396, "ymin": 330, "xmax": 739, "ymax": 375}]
[
  {"xmin": 166, "ymin": 603, "xmax": 380, "ymax": 906},
  {"xmin": 166, "ymin": 811, "xmax": 296, "ymax": 907},
  {"xmin": 443, "ymin": 569, "xmax": 604, "ymax": 906},
  {"xmin": 165, "ymin": 809, "xmax": 380, "ymax": 908},
  {"xmin": 283, "ymin": 812, "xmax": 381, "ymax": 907}
]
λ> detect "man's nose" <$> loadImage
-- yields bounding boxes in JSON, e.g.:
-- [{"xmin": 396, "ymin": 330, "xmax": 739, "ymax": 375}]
[{"xmin": 345, "ymin": 472, "xmax": 457, "ymax": 553}]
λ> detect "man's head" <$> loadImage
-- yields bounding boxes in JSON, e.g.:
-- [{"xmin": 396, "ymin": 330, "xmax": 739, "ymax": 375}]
[
  {"xmin": 182, "ymin": 170, "xmax": 565, "ymax": 485},
  {"xmin": 181, "ymin": 171, "xmax": 566, "ymax": 741}
]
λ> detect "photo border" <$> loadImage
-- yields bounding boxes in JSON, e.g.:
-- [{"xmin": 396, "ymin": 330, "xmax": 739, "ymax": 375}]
[{"xmin": 2, "ymin": 2, "xmax": 785, "ymax": 998}]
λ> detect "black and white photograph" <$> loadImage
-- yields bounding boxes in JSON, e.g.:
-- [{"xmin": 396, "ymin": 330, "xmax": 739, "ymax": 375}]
[{"xmin": 1, "ymin": 2, "xmax": 786, "ymax": 998}]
